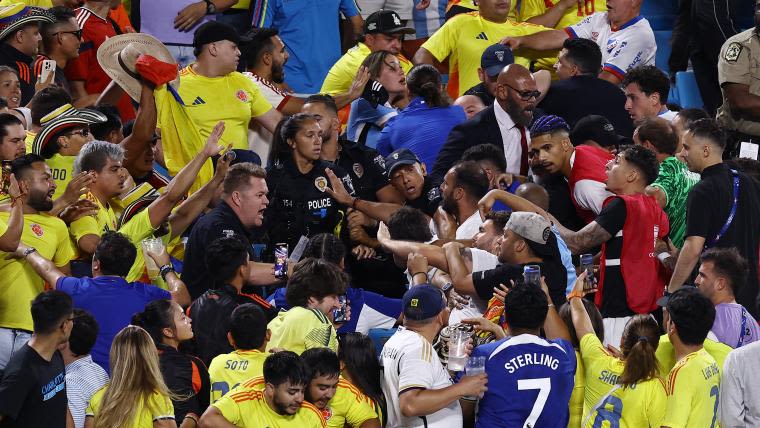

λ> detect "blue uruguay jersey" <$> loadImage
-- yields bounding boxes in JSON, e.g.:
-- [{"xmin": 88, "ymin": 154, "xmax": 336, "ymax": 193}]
[{"xmin": 474, "ymin": 335, "xmax": 576, "ymax": 428}]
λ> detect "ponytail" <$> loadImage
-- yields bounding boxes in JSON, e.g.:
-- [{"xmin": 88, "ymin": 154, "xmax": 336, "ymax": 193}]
[
  {"xmin": 406, "ymin": 64, "xmax": 450, "ymax": 108},
  {"xmin": 131, "ymin": 299, "xmax": 175, "ymax": 345},
  {"xmin": 618, "ymin": 314, "xmax": 660, "ymax": 387}
]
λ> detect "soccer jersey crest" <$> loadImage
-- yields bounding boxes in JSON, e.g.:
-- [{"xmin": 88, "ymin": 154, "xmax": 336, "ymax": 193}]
[
  {"xmin": 30, "ymin": 223, "xmax": 43, "ymax": 237},
  {"xmin": 236, "ymin": 89, "xmax": 249, "ymax": 102}
]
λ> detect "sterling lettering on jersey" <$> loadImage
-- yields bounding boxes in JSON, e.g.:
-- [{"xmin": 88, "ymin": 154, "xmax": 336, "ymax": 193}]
[{"xmin": 504, "ymin": 352, "xmax": 560, "ymax": 373}]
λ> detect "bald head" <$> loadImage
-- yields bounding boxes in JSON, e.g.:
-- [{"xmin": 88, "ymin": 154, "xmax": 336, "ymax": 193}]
[
  {"xmin": 515, "ymin": 182, "xmax": 549, "ymax": 211},
  {"xmin": 454, "ymin": 95, "xmax": 486, "ymax": 119},
  {"xmin": 496, "ymin": 64, "xmax": 538, "ymax": 126}
]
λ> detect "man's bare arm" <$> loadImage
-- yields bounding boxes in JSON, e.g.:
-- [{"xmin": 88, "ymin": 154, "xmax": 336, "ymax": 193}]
[
  {"xmin": 667, "ymin": 235, "xmax": 705, "ymax": 292},
  {"xmin": 525, "ymin": 0, "xmax": 575, "ymax": 27},
  {"xmin": 723, "ymin": 83, "xmax": 760, "ymax": 122},
  {"xmin": 554, "ymin": 221, "xmax": 612, "ymax": 254}
]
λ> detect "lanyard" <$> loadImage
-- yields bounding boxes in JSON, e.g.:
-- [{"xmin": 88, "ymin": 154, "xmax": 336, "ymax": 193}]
[
  {"xmin": 706, "ymin": 170, "xmax": 740, "ymax": 249},
  {"xmin": 737, "ymin": 307, "xmax": 748, "ymax": 348}
]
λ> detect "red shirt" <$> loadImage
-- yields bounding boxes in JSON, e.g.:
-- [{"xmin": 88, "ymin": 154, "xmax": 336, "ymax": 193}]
[{"xmin": 64, "ymin": 7, "xmax": 135, "ymax": 121}]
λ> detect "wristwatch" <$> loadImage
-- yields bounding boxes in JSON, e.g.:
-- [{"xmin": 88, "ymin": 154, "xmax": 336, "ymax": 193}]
[
  {"xmin": 22, "ymin": 247, "xmax": 37, "ymax": 258},
  {"xmin": 203, "ymin": 0, "xmax": 216, "ymax": 14},
  {"xmin": 441, "ymin": 282, "xmax": 453, "ymax": 294}
]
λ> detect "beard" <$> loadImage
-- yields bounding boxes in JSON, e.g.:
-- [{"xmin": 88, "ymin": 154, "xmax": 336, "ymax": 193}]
[
  {"xmin": 506, "ymin": 97, "xmax": 533, "ymax": 127},
  {"xmin": 271, "ymin": 62, "xmax": 285, "ymax": 84},
  {"xmin": 27, "ymin": 189, "xmax": 53, "ymax": 212},
  {"xmin": 441, "ymin": 195, "xmax": 457, "ymax": 217}
]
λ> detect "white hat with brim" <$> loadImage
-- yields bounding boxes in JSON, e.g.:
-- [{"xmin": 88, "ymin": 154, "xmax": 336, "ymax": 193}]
[
  {"xmin": 32, "ymin": 103, "xmax": 107, "ymax": 156},
  {"xmin": 0, "ymin": 3, "xmax": 55, "ymax": 42},
  {"xmin": 96, "ymin": 33, "xmax": 179, "ymax": 103}
]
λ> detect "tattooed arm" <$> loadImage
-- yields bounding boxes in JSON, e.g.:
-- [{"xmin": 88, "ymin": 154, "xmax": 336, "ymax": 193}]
[{"xmin": 554, "ymin": 221, "xmax": 612, "ymax": 255}]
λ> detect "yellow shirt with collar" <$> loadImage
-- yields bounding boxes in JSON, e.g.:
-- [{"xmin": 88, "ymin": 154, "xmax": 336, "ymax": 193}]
[{"xmin": 320, "ymin": 43, "xmax": 413, "ymax": 96}]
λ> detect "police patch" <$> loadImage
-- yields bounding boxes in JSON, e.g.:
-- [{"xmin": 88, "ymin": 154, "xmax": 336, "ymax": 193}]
[
  {"xmin": 352, "ymin": 163, "xmax": 364, "ymax": 178},
  {"xmin": 724, "ymin": 42, "xmax": 742, "ymax": 62},
  {"xmin": 315, "ymin": 176, "xmax": 328, "ymax": 192},
  {"xmin": 373, "ymin": 155, "xmax": 386, "ymax": 170},
  {"xmin": 428, "ymin": 186, "xmax": 441, "ymax": 202}
]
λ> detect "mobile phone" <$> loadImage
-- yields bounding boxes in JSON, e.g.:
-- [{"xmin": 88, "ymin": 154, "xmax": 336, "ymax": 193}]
[
  {"xmin": 580, "ymin": 254, "xmax": 597, "ymax": 292},
  {"xmin": 1, "ymin": 160, "xmax": 11, "ymax": 194},
  {"xmin": 40, "ymin": 59, "xmax": 56, "ymax": 84},
  {"xmin": 274, "ymin": 243, "xmax": 288, "ymax": 279},
  {"xmin": 332, "ymin": 295, "xmax": 347, "ymax": 323},
  {"xmin": 523, "ymin": 265, "xmax": 541, "ymax": 287}
]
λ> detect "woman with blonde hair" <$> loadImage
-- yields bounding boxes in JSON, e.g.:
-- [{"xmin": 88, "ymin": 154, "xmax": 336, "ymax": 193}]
[{"xmin": 84, "ymin": 325, "xmax": 177, "ymax": 428}]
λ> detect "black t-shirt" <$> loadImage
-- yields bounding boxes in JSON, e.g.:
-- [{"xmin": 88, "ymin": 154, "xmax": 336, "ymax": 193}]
[
  {"xmin": 463, "ymin": 82, "xmax": 495, "ymax": 107},
  {"xmin": 471, "ymin": 261, "xmax": 566, "ymax": 305},
  {"xmin": 0, "ymin": 345, "xmax": 66, "ymax": 428},
  {"xmin": 184, "ymin": 201, "xmax": 257, "ymax": 299},
  {"xmin": 594, "ymin": 198, "xmax": 631, "ymax": 318},
  {"xmin": 686, "ymin": 163, "xmax": 760, "ymax": 318},
  {"xmin": 406, "ymin": 176, "xmax": 442, "ymax": 217},
  {"xmin": 333, "ymin": 140, "xmax": 389, "ymax": 201},
  {"xmin": 157, "ymin": 344, "xmax": 210, "ymax": 422},
  {"xmin": 542, "ymin": 174, "xmax": 586, "ymax": 232}
]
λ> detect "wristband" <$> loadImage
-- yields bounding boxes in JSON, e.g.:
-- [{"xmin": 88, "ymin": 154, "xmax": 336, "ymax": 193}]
[
  {"xmin": 657, "ymin": 252, "xmax": 671, "ymax": 262},
  {"xmin": 159, "ymin": 264, "xmax": 175, "ymax": 281},
  {"xmin": 566, "ymin": 291, "xmax": 583, "ymax": 301},
  {"xmin": 351, "ymin": 197, "xmax": 360, "ymax": 210},
  {"xmin": 22, "ymin": 247, "xmax": 37, "ymax": 258},
  {"xmin": 411, "ymin": 271, "xmax": 429, "ymax": 282}
]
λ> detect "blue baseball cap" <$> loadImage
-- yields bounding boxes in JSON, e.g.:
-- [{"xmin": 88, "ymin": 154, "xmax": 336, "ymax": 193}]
[
  {"xmin": 481, "ymin": 44, "xmax": 515, "ymax": 78},
  {"xmin": 385, "ymin": 148, "xmax": 421, "ymax": 177},
  {"xmin": 402, "ymin": 285, "xmax": 446, "ymax": 321}
]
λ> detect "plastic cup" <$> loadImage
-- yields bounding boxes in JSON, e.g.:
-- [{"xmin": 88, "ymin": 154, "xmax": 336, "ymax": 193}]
[
  {"xmin": 141, "ymin": 238, "xmax": 164, "ymax": 280},
  {"xmin": 447, "ymin": 329, "xmax": 468, "ymax": 371},
  {"xmin": 464, "ymin": 356, "xmax": 486, "ymax": 399}
]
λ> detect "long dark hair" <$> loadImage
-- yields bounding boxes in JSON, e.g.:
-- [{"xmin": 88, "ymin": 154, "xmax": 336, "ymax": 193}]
[
  {"xmin": 406, "ymin": 64, "xmax": 449, "ymax": 108},
  {"xmin": 269, "ymin": 113, "xmax": 319, "ymax": 166},
  {"xmin": 131, "ymin": 299, "xmax": 175, "ymax": 346},
  {"xmin": 618, "ymin": 314, "xmax": 661, "ymax": 388},
  {"xmin": 339, "ymin": 332, "xmax": 387, "ymax": 426}
]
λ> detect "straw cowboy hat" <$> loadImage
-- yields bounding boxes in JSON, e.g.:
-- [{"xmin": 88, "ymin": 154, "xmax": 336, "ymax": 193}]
[
  {"xmin": 32, "ymin": 104, "xmax": 107, "ymax": 156},
  {"xmin": 0, "ymin": 3, "xmax": 54, "ymax": 42},
  {"xmin": 97, "ymin": 33, "xmax": 179, "ymax": 103}
]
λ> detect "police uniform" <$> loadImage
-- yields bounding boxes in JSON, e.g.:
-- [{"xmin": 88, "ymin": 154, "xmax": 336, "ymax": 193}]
[
  {"xmin": 264, "ymin": 158, "xmax": 355, "ymax": 257},
  {"xmin": 717, "ymin": 28, "xmax": 760, "ymax": 142},
  {"xmin": 406, "ymin": 176, "xmax": 442, "ymax": 218},
  {"xmin": 328, "ymin": 140, "xmax": 389, "ymax": 201}
]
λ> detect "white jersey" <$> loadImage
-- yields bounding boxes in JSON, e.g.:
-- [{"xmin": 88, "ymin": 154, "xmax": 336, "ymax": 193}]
[
  {"xmin": 380, "ymin": 328, "xmax": 463, "ymax": 428},
  {"xmin": 244, "ymin": 72, "xmax": 292, "ymax": 166},
  {"xmin": 566, "ymin": 13, "xmax": 656, "ymax": 81},
  {"xmin": 455, "ymin": 211, "xmax": 484, "ymax": 240}
]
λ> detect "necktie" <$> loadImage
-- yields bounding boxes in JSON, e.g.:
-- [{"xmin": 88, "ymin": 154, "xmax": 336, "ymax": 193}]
[{"xmin": 517, "ymin": 125, "xmax": 529, "ymax": 176}]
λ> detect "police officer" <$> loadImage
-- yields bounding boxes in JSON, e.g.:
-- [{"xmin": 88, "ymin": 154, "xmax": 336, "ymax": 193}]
[
  {"xmin": 265, "ymin": 113, "xmax": 355, "ymax": 258},
  {"xmin": 717, "ymin": 3, "xmax": 760, "ymax": 157}
]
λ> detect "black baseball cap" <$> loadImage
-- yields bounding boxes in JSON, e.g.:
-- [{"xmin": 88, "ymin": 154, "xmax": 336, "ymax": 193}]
[
  {"xmin": 402, "ymin": 285, "xmax": 446, "ymax": 321},
  {"xmin": 481, "ymin": 44, "xmax": 515, "ymax": 78},
  {"xmin": 193, "ymin": 21, "xmax": 251, "ymax": 48},
  {"xmin": 385, "ymin": 148, "xmax": 421, "ymax": 177},
  {"xmin": 364, "ymin": 10, "xmax": 415, "ymax": 35},
  {"xmin": 570, "ymin": 115, "xmax": 628, "ymax": 148}
]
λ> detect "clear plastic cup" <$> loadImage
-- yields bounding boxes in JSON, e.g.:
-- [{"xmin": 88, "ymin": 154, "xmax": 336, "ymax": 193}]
[
  {"xmin": 141, "ymin": 238, "xmax": 165, "ymax": 280},
  {"xmin": 447, "ymin": 329, "xmax": 468, "ymax": 371},
  {"xmin": 464, "ymin": 356, "xmax": 486, "ymax": 399}
]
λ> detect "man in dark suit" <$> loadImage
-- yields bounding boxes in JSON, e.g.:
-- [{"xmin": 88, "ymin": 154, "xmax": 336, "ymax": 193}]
[
  {"xmin": 432, "ymin": 64, "xmax": 539, "ymax": 182},
  {"xmin": 538, "ymin": 38, "xmax": 633, "ymax": 138}
]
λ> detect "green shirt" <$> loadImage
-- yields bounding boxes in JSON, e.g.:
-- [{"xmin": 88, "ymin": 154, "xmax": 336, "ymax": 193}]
[{"xmin": 651, "ymin": 157, "xmax": 700, "ymax": 248}]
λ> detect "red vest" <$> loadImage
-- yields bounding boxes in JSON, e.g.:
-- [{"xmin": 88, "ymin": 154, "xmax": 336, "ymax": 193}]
[
  {"xmin": 568, "ymin": 146, "xmax": 614, "ymax": 223},
  {"xmin": 596, "ymin": 194, "xmax": 670, "ymax": 314}
]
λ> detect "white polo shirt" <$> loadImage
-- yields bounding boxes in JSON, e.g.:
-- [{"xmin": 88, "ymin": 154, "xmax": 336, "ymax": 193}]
[{"xmin": 565, "ymin": 13, "xmax": 656, "ymax": 81}]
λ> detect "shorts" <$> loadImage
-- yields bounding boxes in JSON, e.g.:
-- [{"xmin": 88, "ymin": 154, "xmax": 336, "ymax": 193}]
[{"xmin": 357, "ymin": 0, "xmax": 413, "ymax": 20}]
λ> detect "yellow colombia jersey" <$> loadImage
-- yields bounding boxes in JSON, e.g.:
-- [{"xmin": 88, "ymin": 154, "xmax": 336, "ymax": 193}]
[
  {"xmin": 661, "ymin": 348, "xmax": 721, "ymax": 428},
  {"xmin": 569, "ymin": 350, "xmax": 585, "ymax": 428},
  {"xmin": 69, "ymin": 194, "xmax": 118, "ymax": 248},
  {"xmin": 213, "ymin": 377, "xmax": 325, "ymax": 428},
  {"xmin": 421, "ymin": 12, "xmax": 553, "ymax": 98},
  {"xmin": 46, "ymin": 154, "xmax": 76, "ymax": 200},
  {"xmin": 86, "ymin": 387, "xmax": 175, "ymax": 428},
  {"xmin": 517, "ymin": 0, "xmax": 607, "ymax": 71},
  {"xmin": 209, "ymin": 350, "xmax": 268, "ymax": 403},
  {"xmin": 323, "ymin": 377, "xmax": 379, "ymax": 428},
  {"xmin": 655, "ymin": 335, "xmax": 731, "ymax": 375},
  {"xmin": 579, "ymin": 334, "xmax": 667, "ymax": 428},
  {"xmin": 320, "ymin": 43, "xmax": 413, "ymax": 96},
  {"xmin": 447, "ymin": 0, "xmax": 518, "ymax": 19},
  {"xmin": 266, "ymin": 307, "xmax": 339, "ymax": 355},
  {"xmin": 120, "ymin": 208, "xmax": 160, "ymax": 283},
  {"xmin": 172, "ymin": 66, "xmax": 273, "ymax": 152},
  {"xmin": 0, "ymin": 212, "xmax": 75, "ymax": 331}
]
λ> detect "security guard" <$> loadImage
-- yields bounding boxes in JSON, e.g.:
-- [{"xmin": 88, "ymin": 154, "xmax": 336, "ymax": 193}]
[
  {"xmin": 717, "ymin": 12, "xmax": 760, "ymax": 157},
  {"xmin": 265, "ymin": 113, "xmax": 355, "ymax": 257}
]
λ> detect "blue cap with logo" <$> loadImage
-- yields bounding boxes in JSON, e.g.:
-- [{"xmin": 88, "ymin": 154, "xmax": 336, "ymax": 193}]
[
  {"xmin": 384, "ymin": 148, "xmax": 421, "ymax": 177},
  {"xmin": 481, "ymin": 43, "xmax": 515, "ymax": 78},
  {"xmin": 402, "ymin": 284, "xmax": 446, "ymax": 321}
]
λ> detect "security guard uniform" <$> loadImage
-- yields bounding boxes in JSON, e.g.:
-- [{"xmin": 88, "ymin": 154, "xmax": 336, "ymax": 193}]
[
  {"xmin": 264, "ymin": 158, "xmax": 354, "ymax": 257},
  {"xmin": 328, "ymin": 139, "xmax": 389, "ymax": 202}
]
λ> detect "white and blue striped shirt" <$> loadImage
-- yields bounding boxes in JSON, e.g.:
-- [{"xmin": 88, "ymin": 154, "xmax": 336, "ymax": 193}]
[{"xmin": 65, "ymin": 355, "xmax": 109, "ymax": 428}]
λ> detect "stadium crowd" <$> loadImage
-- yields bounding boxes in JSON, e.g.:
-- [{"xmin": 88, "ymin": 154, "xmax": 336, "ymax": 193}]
[{"xmin": 0, "ymin": 0, "xmax": 759, "ymax": 426}]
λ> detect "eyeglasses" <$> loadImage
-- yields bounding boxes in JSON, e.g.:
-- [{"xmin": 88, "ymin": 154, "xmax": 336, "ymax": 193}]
[
  {"xmin": 53, "ymin": 29, "xmax": 83, "ymax": 39},
  {"xmin": 503, "ymin": 83, "xmax": 541, "ymax": 101},
  {"xmin": 67, "ymin": 129, "xmax": 90, "ymax": 138}
]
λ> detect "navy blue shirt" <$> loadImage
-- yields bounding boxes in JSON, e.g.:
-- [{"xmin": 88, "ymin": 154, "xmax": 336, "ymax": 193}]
[
  {"xmin": 376, "ymin": 97, "xmax": 467, "ymax": 170},
  {"xmin": 57, "ymin": 276, "xmax": 170, "ymax": 372},
  {"xmin": 472, "ymin": 335, "xmax": 576, "ymax": 428}
]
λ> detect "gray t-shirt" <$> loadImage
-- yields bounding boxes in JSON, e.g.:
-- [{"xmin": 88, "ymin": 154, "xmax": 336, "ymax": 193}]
[{"xmin": 720, "ymin": 340, "xmax": 760, "ymax": 427}]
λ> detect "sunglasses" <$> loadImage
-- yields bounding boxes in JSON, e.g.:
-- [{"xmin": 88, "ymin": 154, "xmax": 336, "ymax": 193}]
[
  {"xmin": 504, "ymin": 83, "xmax": 541, "ymax": 101},
  {"xmin": 67, "ymin": 129, "xmax": 90, "ymax": 138},
  {"xmin": 53, "ymin": 29, "xmax": 83, "ymax": 39}
]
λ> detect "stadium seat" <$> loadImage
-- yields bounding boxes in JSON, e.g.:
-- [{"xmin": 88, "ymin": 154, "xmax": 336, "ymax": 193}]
[
  {"xmin": 654, "ymin": 30, "xmax": 673, "ymax": 75},
  {"xmin": 675, "ymin": 71, "xmax": 704, "ymax": 109},
  {"xmin": 368, "ymin": 328, "xmax": 397, "ymax": 358},
  {"xmin": 641, "ymin": 0, "xmax": 677, "ymax": 30},
  {"xmin": 668, "ymin": 85, "xmax": 681, "ymax": 108}
]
